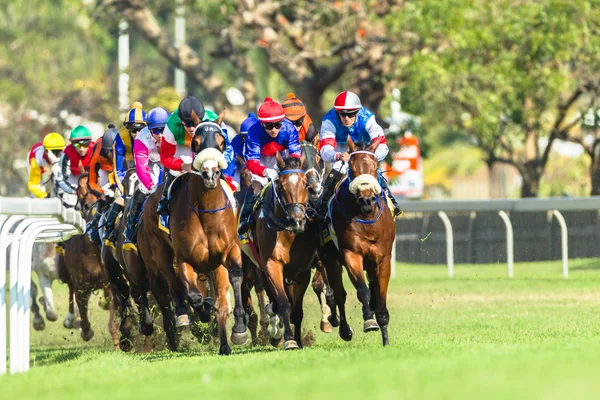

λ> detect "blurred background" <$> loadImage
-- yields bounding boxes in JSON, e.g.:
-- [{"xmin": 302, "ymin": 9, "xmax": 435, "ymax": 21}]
[{"xmin": 1, "ymin": 0, "xmax": 599, "ymax": 200}]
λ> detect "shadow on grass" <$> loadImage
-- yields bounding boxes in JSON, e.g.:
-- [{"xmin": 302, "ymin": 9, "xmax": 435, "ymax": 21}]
[
  {"xmin": 31, "ymin": 347, "xmax": 88, "ymax": 367},
  {"xmin": 571, "ymin": 261, "xmax": 600, "ymax": 271}
]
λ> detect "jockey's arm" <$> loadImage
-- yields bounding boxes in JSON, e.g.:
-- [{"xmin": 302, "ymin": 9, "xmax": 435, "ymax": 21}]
[
  {"xmin": 365, "ymin": 115, "xmax": 389, "ymax": 161},
  {"xmin": 87, "ymin": 147, "xmax": 105, "ymax": 198},
  {"xmin": 28, "ymin": 156, "xmax": 47, "ymax": 198},
  {"xmin": 133, "ymin": 140, "xmax": 155, "ymax": 192},
  {"xmin": 319, "ymin": 119, "xmax": 339, "ymax": 163},
  {"xmin": 287, "ymin": 129, "xmax": 301, "ymax": 159},
  {"xmin": 159, "ymin": 135, "xmax": 185, "ymax": 171},
  {"xmin": 56, "ymin": 153, "xmax": 77, "ymax": 194},
  {"xmin": 244, "ymin": 132, "xmax": 266, "ymax": 176},
  {"xmin": 113, "ymin": 134, "xmax": 127, "ymax": 193},
  {"xmin": 222, "ymin": 140, "xmax": 237, "ymax": 178}
]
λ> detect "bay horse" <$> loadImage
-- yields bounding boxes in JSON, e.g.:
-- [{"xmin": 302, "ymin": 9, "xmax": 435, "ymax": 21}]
[
  {"xmin": 320, "ymin": 137, "xmax": 395, "ymax": 346},
  {"xmin": 56, "ymin": 174, "xmax": 119, "ymax": 346},
  {"xmin": 168, "ymin": 129, "xmax": 247, "ymax": 355},
  {"xmin": 249, "ymin": 152, "xmax": 322, "ymax": 350}
]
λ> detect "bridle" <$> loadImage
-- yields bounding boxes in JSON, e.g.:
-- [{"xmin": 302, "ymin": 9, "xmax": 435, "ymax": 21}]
[{"xmin": 267, "ymin": 168, "xmax": 309, "ymax": 231}]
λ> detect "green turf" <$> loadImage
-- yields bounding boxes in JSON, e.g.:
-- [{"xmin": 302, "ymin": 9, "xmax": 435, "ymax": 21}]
[{"xmin": 3, "ymin": 259, "xmax": 600, "ymax": 400}]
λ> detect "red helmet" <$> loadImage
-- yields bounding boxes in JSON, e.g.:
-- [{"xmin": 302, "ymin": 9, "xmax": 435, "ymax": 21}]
[
  {"xmin": 334, "ymin": 91, "xmax": 362, "ymax": 111},
  {"xmin": 257, "ymin": 98, "xmax": 285, "ymax": 122}
]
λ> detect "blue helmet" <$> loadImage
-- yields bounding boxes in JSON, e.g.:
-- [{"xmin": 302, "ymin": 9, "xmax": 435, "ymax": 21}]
[
  {"xmin": 147, "ymin": 107, "xmax": 170, "ymax": 129},
  {"xmin": 240, "ymin": 113, "xmax": 258, "ymax": 135}
]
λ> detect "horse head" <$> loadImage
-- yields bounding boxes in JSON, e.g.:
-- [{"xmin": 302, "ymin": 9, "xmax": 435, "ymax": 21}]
[
  {"xmin": 300, "ymin": 137, "xmax": 324, "ymax": 205},
  {"xmin": 191, "ymin": 122, "xmax": 228, "ymax": 189},
  {"xmin": 274, "ymin": 151, "xmax": 309, "ymax": 233},
  {"xmin": 123, "ymin": 168, "xmax": 140, "ymax": 199},
  {"xmin": 237, "ymin": 154, "xmax": 253, "ymax": 190},
  {"xmin": 346, "ymin": 137, "xmax": 382, "ymax": 215},
  {"xmin": 77, "ymin": 174, "xmax": 97, "ymax": 213}
]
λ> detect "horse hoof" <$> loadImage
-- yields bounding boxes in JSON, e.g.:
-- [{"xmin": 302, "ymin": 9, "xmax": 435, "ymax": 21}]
[
  {"xmin": 328, "ymin": 314, "xmax": 340, "ymax": 327},
  {"xmin": 33, "ymin": 318, "xmax": 45, "ymax": 331},
  {"xmin": 80, "ymin": 329, "xmax": 95, "ymax": 341},
  {"xmin": 320, "ymin": 320, "xmax": 333, "ymax": 333},
  {"xmin": 283, "ymin": 340, "xmax": 299, "ymax": 350},
  {"xmin": 230, "ymin": 330, "xmax": 249, "ymax": 346},
  {"xmin": 269, "ymin": 335, "xmax": 283, "ymax": 348},
  {"xmin": 45, "ymin": 310, "xmax": 58, "ymax": 322},
  {"xmin": 339, "ymin": 325, "xmax": 354, "ymax": 342},
  {"xmin": 219, "ymin": 344, "xmax": 232, "ymax": 356},
  {"xmin": 119, "ymin": 336, "xmax": 133, "ymax": 352},
  {"xmin": 363, "ymin": 319, "xmax": 380, "ymax": 332},
  {"xmin": 176, "ymin": 314, "xmax": 190, "ymax": 327},
  {"xmin": 139, "ymin": 323, "xmax": 154, "ymax": 337}
]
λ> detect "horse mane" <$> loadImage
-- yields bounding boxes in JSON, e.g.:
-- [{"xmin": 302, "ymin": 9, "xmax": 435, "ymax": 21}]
[{"xmin": 353, "ymin": 142, "xmax": 371, "ymax": 151}]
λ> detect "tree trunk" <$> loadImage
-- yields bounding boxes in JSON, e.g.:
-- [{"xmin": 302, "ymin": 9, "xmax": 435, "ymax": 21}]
[
  {"xmin": 590, "ymin": 141, "xmax": 600, "ymax": 195},
  {"xmin": 520, "ymin": 161, "xmax": 541, "ymax": 198},
  {"xmin": 295, "ymin": 81, "xmax": 326, "ymax": 128}
]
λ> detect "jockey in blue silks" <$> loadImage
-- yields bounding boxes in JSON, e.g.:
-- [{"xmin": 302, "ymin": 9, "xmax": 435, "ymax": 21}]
[
  {"xmin": 237, "ymin": 99, "xmax": 301, "ymax": 234},
  {"xmin": 202, "ymin": 109, "xmax": 237, "ymax": 191},
  {"xmin": 231, "ymin": 113, "xmax": 258, "ymax": 188},
  {"xmin": 319, "ymin": 90, "xmax": 401, "ymax": 217}
]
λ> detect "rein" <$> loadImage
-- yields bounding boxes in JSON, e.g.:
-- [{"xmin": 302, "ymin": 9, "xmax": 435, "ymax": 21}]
[
  {"xmin": 264, "ymin": 169, "xmax": 308, "ymax": 231},
  {"xmin": 185, "ymin": 182, "xmax": 230, "ymax": 213}
]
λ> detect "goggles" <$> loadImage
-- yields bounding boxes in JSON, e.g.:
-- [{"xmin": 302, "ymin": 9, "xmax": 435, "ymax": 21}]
[
  {"xmin": 291, "ymin": 117, "xmax": 305, "ymax": 127},
  {"xmin": 262, "ymin": 121, "xmax": 283, "ymax": 130},
  {"xmin": 337, "ymin": 110, "xmax": 359, "ymax": 118},
  {"xmin": 182, "ymin": 119, "xmax": 196, "ymax": 128},
  {"xmin": 150, "ymin": 126, "xmax": 165, "ymax": 135},
  {"xmin": 73, "ymin": 141, "xmax": 91, "ymax": 149}
]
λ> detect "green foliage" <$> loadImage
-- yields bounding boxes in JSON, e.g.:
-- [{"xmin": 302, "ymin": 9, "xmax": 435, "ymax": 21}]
[{"xmin": 539, "ymin": 152, "xmax": 591, "ymax": 197}]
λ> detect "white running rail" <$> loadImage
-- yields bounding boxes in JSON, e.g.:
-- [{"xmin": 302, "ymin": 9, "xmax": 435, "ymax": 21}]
[{"xmin": 0, "ymin": 197, "xmax": 85, "ymax": 375}]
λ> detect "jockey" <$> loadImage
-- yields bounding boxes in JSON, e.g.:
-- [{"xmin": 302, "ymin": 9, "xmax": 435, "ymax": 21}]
[
  {"xmin": 86, "ymin": 126, "xmax": 119, "ymax": 245},
  {"xmin": 109, "ymin": 102, "xmax": 147, "ymax": 237},
  {"xmin": 230, "ymin": 113, "xmax": 258, "ymax": 187},
  {"xmin": 157, "ymin": 96, "xmax": 205, "ymax": 216},
  {"xmin": 320, "ymin": 90, "xmax": 401, "ymax": 217},
  {"xmin": 56, "ymin": 125, "xmax": 94, "ymax": 208},
  {"xmin": 237, "ymin": 98, "xmax": 301, "ymax": 234},
  {"xmin": 123, "ymin": 107, "xmax": 169, "ymax": 245},
  {"xmin": 282, "ymin": 93, "xmax": 319, "ymax": 143},
  {"xmin": 27, "ymin": 132, "xmax": 66, "ymax": 198}
]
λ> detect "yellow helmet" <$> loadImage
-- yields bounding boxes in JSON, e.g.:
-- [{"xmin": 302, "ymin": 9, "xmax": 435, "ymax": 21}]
[{"xmin": 42, "ymin": 132, "xmax": 66, "ymax": 151}]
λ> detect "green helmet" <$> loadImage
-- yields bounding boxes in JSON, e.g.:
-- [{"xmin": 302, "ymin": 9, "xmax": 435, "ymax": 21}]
[
  {"xmin": 69, "ymin": 125, "xmax": 92, "ymax": 142},
  {"xmin": 202, "ymin": 109, "xmax": 219, "ymax": 122}
]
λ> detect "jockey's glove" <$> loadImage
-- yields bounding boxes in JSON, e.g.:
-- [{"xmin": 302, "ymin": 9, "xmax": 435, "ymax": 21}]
[
  {"xmin": 103, "ymin": 187, "xmax": 115, "ymax": 198},
  {"xmin": 263, "ymin": 168, "xmax": 278, "ymax": 181}
]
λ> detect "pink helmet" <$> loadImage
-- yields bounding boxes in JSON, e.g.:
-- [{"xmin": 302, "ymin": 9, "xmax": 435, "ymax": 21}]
[
  {"xmin": 257, "ymin": 98, "xmax": 285, "ymax": 122},
  {"xmin": 334, "ymin": 91, "xmax": 362, "ymax": 111}
]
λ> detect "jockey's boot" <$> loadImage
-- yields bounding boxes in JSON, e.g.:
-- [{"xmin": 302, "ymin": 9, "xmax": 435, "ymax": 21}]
[
  {"xmin": 86, "ymin": 207, "xmax": 103, "ymax": 246},
  {"xmin": 157, "ymin": 175, "xmax": 172, "ymax": 217},
  {"xmin": 378, "ymin": 172, "xmax": 402, "ymax": 217},
  {"xmin": 102, "ymin": 202, "xmax": 124, "ymax": 244},
  {"xmin": 124, "ymin": 190, "xmax": 145, "ymax": 245},
  {"xmin": 237, "ymin": 189, "xmax": 256, "ymax": 235}
]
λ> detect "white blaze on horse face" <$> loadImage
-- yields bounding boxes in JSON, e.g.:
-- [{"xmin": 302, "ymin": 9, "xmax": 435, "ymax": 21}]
[
  {"xmin": 203, "ymin": 159, "xmax": 219, "ymax": 171},
  {"xmin": 288, "ymin": 174, "xmax": 299, "ymax": 186}
]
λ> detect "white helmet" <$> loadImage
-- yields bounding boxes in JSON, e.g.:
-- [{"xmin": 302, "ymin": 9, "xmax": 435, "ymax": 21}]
[{"xmin": 334, "ymin": 91, "xmax": 362, "ymax": 111}]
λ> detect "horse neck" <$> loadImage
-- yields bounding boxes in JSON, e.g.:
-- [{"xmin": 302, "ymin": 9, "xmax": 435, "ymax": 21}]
[
  {"xmin": 266, "ymin": 185, "xmax": 287, "ymax": 221},
  {"xmin": 187, "ymin": 174, "xmax": 227, "ymax": 208}
]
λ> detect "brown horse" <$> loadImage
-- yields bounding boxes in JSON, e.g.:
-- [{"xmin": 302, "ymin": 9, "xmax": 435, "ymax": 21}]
[
  {"xmin": 320, "ymin": 138, "xmax": 395, "ymax": 346},
  {"xmin": 249, "ymin": 152, "xmax": 322, "ymax": 350},
  {"xmin": 56, "ymin": 174, "xmax": 119, "ymax": 346},
  {"xmin": 170, "ymin": 141, "xmax": 247, "ymax": 355}
]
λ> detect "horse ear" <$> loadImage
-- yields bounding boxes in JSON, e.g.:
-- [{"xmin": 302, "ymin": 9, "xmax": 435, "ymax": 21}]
[
  {"xmin": 368, "ymin": 136, "xmax": 383, "ymax": 153},
  {"xmin": 276, "ymin": 151, "xmax": 286, "ymax": 170},
  {"xmin": 217, "ymin": 109, "xmax": 227, "ymax": 126},
  {"xmin": 310, "ymin": 134, "xmax": 320, "ymax": 148},
  {"xmin": 347, "ymin": 136, "xmax": 357, "ymax": 153},
  {"xmin": 190, "ymin": 111, "xmax": 202, "ymax": 127},
  {"xmin": 191, "ymin": 134, "xmax": 202, "ymax": 154},
  {"xmin": 299, "ymin": 151, "xmax": 306, "ymax": 167}
]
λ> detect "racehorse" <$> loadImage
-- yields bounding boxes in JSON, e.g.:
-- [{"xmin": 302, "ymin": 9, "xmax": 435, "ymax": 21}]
[
  {"xmin": 320, "ymin": 138, "xmax": 395, "ymax": 346},
  {"xmin": 248, "ymin": 152, "xmax": 322, "ymax": 350},
  {"xmin": 56, "ymin": 174, "xmax": 119, "ymax": 346},
  {"xmin": 167, "ymin": 126, "xmax": 248, "ymax": 355}
]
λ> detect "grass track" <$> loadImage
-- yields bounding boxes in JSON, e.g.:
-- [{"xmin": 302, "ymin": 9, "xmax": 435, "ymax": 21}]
[{"xmin": 3, "ymin": 259, "xmax": 600, "ymax": 400}]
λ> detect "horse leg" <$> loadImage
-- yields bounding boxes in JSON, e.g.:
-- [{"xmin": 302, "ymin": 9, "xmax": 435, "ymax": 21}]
[
  {"xmin": 312, "ymin": 266, "xmax": 333, "ymax": 333},
  {"xmin": 253, "ymin": 264, "xmax": 270, "ymax": 343},
  {"xmin": 31, "ymin": 280, "xmax": 45, "ymax": 331},
  {"xmin": 342, "ymin": 250, "xmax": 378, "ymax": 332},
  {"xmin": 373, "ymin": 256, "xmax": 392, "ymax": 346},
  {"xmin": 178, "ymin": 261, "xmax": 207, "ymax": 321},
  {"xmin": 103, "ymin": 284, "xmax": 120, "ymax": 349},
  {"xmin": 37, "ymin": 269, "xmax": 58, "ymax": 322},
  {"xmin": 323, "ymin": 269, "xmax": 340, "ymax": 327},
  {"xmin": 131, "ymin": 279, "xmax": 153, "ymax": 337},
  {"xmin": 242, "ymin": 278, "xmax": 259, "ymax": 346},
  {"xmin": 102, "ymin": 250, "xmax": 134, "ymax": 351},
  {"xmin": 264, "ymin": 259, "xmax": 297, "ymax": 350},
  {"xmin": 149, "ymin": 272, "xmax": 179, "ymax": 351},
  {"xmin": 287, "ymin": 269, "xmax": 311, "ymax": 348},
  {"xmin": 76, "ymin": 286, "xmax": 94, "ymax": 341},
  {"xmin": 215, "ymin": 265, "xmax": 232, "ymax": 355},
  {"xmin": 322, "ymin": 254, "xmax": 352, "ymax": 341},
  {"xmin": 63, "ymin": 280, "xmax": 80, "ymax": 329},
  {"xmin": 228, "ymin": 244, "xmax": 249, "ymax": 345}
]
